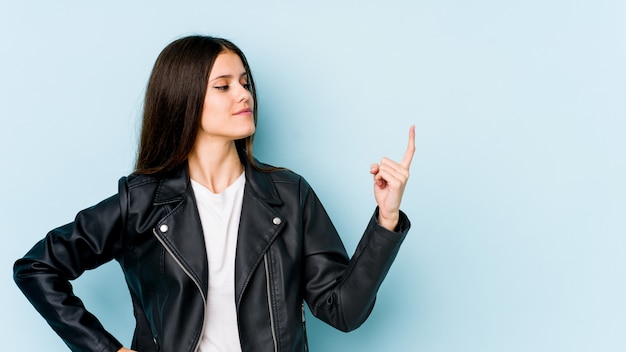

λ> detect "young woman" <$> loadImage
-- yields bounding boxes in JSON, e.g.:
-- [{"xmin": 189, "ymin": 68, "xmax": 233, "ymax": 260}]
[{"xmin": 14, "ymin": 35, "xmax": 415, "ymax": 352}]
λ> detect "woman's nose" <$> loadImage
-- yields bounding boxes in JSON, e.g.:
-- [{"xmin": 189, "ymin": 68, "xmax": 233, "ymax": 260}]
[{"xmin": 237, "ymin": 84, "xmax": 252, "ymax": 103}]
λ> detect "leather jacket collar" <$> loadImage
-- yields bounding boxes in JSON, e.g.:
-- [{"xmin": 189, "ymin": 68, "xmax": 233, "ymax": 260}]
[{"xmin": 153, "ymin": 155, "xmax": 282, "ymax": 207}]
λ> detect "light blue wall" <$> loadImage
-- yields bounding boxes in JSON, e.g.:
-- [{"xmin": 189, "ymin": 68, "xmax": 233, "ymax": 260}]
[{"xmin": 2, "ymin": 1, "xmax": 625, "ymax": 351}]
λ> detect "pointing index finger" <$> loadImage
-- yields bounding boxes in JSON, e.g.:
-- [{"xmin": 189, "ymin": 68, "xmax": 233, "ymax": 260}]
[{"xmin": 401, "ymin": 125, "xmax": 416, "ymax": 168}]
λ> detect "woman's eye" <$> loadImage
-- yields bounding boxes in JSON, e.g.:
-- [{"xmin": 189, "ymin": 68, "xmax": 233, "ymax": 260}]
[
  {"xmin": 243, "ymin": 83, "xmax": 251, "ymax": 91},
  {"xmin": 215, "ymin": 85, "xmax": 228, "ymax": 91}
]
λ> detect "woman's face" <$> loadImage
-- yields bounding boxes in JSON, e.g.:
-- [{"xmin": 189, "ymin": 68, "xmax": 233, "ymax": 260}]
[{"xmin": 197, "ymin": 50, "xmax": 255, "ymax": 146}]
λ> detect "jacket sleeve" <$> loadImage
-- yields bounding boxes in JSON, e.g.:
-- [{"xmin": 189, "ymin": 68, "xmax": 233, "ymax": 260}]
[
  {"xmin": 300, "ymin": 180, "xmax": 410, "ymax": 332},
  {"xmin": 13, "ymin": 179, "xmax": 129, "ymax": 352}
]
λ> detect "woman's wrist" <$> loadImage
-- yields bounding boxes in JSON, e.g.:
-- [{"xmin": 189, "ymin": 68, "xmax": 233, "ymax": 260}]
[{"xmin": 378, "ymin": 212, "xmax": 399, "ymax": 231}]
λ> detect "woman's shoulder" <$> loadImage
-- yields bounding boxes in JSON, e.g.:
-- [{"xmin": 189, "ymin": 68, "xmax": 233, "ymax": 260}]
[
  {"xmin": 253, "ymin": 159, "xmax": 303, "ymax": 183},
  {"xmin": 251, "ymin": 159, "xmax": 317, "ymax": 196},
  {"xmin": 117, "ymin": 167, "xmax": 188, "ymax": 209},
  {"xmin": 123, "ymin": 172, "xmax": 160, "ymax": 188},
  {"xmin": 121, "ymin": 164, "xmax": 187, "ymax": 190}
]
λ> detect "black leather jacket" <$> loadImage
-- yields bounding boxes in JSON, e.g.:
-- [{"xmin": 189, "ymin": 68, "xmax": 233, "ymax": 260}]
[{"xmin": 14, "ymin": 157, "xmax": 410, "ymax": 352}]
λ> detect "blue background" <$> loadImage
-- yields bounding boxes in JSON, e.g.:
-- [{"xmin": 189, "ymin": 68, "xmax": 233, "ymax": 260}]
[{"xmin": 1, "ymin": 1, "xmax": 625, "ymax": 351}]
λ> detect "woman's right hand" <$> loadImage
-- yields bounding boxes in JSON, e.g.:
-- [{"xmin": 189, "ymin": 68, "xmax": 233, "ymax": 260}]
[{"xmin": 117, "ymin": 348, "xmax": 136, "ymax": 352}]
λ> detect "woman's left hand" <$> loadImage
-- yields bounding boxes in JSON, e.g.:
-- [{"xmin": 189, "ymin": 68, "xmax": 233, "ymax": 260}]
[{"xmin": 370, "ymin": 125, "xmax": 416, "ymax": 231}]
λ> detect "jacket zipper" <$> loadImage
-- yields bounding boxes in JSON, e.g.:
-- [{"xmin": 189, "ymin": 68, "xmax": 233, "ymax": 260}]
[
  {"xmin": 302, "ymin": 303, "xmax": 308, "ymax": 352},
  {"xmin": 264, "ymin": 253, "xmax": 278, "ymax": 352},
  {"xmin": 154, "ymin": 228, "xmax": 207, "ymax": 352}
]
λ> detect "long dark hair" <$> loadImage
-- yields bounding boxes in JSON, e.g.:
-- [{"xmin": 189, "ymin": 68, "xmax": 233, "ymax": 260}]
[{"xmin": 135, "ymin": 35, "xmax": 261, "ymax": 175}]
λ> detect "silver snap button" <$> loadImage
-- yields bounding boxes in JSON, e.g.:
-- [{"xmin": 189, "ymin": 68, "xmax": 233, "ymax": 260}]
[
  {"xmin": 272, "ymin": 217, "xmax": 281, "ymax": 225},
  {"xmin": 159, "ymin": 224, "xmax": 169, "ymax": 233}
]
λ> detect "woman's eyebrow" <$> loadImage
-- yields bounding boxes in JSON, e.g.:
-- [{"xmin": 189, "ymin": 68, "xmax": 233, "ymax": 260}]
[{"xmin": 209, "ymin": 72, "xmax": 248, "ymax": 82}]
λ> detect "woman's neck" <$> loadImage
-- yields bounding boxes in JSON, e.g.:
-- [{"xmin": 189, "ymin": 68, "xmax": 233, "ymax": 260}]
[{"xmin": 187, "ymin": 140, "xmax": 244, "ymax": 194}]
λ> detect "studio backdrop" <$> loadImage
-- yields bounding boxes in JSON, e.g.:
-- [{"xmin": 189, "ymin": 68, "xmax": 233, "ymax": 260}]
[{"xmin": 1, "ymin": 1, "xmax": 624, "ymax": 351}]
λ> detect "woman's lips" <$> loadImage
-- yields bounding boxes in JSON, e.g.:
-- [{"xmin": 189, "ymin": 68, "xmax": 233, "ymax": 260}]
[{"xmin": 234, "ymin": 108, "xmax": 253, "ymax": 115}]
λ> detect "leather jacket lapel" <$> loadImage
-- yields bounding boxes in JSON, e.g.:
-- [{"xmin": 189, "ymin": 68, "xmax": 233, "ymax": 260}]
[
  {"xmin": 234, "ymin": 159, "xmax": 285, "ymax": 308},
  {"xmin": 152, "ymin": 165, "xmax": 209, "ymax": 297}
]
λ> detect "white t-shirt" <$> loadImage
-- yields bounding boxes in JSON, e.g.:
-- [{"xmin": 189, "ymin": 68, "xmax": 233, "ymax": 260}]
[{"xmin": 191, "ymin": 172, "xmax": 245, "ymax": 352}]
